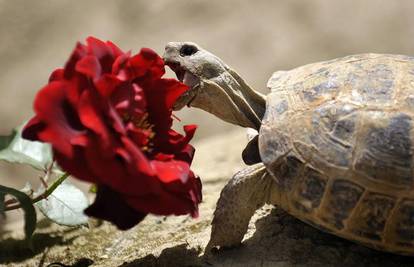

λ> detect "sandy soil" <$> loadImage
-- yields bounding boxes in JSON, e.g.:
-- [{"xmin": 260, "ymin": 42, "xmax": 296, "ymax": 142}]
[{"xmin": 1, "ymin": 130, "xmax": 414, "ymax": 267}]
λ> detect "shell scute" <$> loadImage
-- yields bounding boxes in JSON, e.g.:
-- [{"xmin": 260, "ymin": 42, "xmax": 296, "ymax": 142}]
[
  {"xmin": 293, "ymin": 166, "xmax": 328, "ymax": 213},
  {"xmin": 259, "ymin": 53, "xmax": 414, "ymax": 254},
  {"xmin": 347, "ymin": 63, "xmax": 395, "ymax": 103},
  {"xmin": 320, "ymin": 179, "xmax": 365, "ymax": 230},
  {"xmin": 354, "ymin": 113, "xmax": 413, "ymax": 188},
  {"xmin": 393, "ymin": 199, "xmax": 414, "ymax": 246},
  {"xmin": 348, "ymin": 193, "xmax": 396, "ymax": 241}
]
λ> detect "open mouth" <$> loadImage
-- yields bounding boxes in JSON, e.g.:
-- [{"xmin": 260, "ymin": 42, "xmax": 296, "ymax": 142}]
[{"xmin": 166, "ymin": 62, "xmax": 200, "ymax": 110}]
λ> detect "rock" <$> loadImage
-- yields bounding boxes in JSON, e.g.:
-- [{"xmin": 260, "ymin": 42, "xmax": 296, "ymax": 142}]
[{"xmin": 1, "ymin": 130, "xmax": 413, "ymax": 267}]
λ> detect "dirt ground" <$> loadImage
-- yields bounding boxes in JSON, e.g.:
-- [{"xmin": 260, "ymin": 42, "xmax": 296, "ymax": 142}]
[
  {"xmin": 2, "ymin": 1, "xmax": 414, "ymax": 265},
  {"xmin": 1, "ymin": 130, "xmax": 414, "ymax": 267}
]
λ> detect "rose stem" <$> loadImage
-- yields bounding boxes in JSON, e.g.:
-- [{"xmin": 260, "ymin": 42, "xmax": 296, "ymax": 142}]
[{"xmin": 4, "ymin": 173, "xmax": 70, "ymax": 211}]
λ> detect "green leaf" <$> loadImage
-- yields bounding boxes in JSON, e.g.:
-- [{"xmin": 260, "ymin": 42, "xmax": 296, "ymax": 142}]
[
  {"xmin": 0, "ymin": 192, "xmax": 5, "ymax": 217},
  {"xmin": 89, "ymin": 184, "xmax": 97, "ymax": 194},
  {"xmin": 0, "ymin": 185, "xmax": 36, "ymax": 245},
  {"xmin": 0, "ymin": 130, "xmax": 16, "ymax": 150},
  {"xmin": 36, "ymin": 181, "xmax": 89, "ymax": 226},
  {"xmin": 0, "ymin": 123, "xmax": 53, "ymax": 171}
]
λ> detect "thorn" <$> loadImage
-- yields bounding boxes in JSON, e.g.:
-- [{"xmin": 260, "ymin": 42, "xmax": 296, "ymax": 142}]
[
  {"xmin": 172, "ymin": 113, "xmax": 181, "ymax": 122},
  {"xmin": 39, "ymin": 176, "xmax": 48, "ymax": 189}
]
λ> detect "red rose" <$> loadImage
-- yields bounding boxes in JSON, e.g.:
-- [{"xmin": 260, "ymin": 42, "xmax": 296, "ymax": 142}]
[{"xmin": 23, "ymin": 37, "xmax": 202, "ymax": 229}]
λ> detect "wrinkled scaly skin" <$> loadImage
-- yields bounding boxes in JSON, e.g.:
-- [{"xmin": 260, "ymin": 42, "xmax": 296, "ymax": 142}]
[{"xmin": 164, "ymin": 44, "xmax": 414, "ymax": 256}]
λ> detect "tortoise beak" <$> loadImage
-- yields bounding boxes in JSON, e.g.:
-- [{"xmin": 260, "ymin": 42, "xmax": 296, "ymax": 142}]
[
  {"xmin": 164, "ymin": 61, "xmax": 200, "ymax": 110},
  {"xmin": 165, "ymin": 61, "xmax": 185, "ymax": 82},
  {"xmin": 172, "ymin": 82, "xmax": 199, "ymax": 110}
]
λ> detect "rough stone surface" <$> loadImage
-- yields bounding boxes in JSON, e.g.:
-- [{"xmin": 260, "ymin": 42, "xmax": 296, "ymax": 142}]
[{"xmin": 1, "ymin": 130, "xmax": 414, "ymax": 267}]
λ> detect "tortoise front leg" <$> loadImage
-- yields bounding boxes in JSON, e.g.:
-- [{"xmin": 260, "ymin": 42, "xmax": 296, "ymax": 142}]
[{"xmin": 206, "ymin": 163, "xmax": 275, "ymax": 251}]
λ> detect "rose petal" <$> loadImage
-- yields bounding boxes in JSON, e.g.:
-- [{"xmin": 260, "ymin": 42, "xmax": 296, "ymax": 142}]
[
  {"xmin": 128, "ymin": 48, "xmax": 165, "ymax": 80},
  {"xmin": 94, "ymin": 74, "xmax": 121, "ymax": 97},
  {"xmin": 64, "ymin": 42, "xmax": 87, "ymax": 79},
  {"xmin": 78, "ymin": 90, "xmax": 111, "ymax": 150},
  {"xmin": 84, "ymin": 185, "xmax": 147, "ymax": 230},
  {"xmin": 22, "ymin": 116, "xmax": 45, "ymax": 141},
  {"xmin": 159, "ymin": 79, "xmax": 189, "ymax": 109},
  {"xmin": 121, "ymin": 136, "xmax": 154, "ymax": 177},
  {"xmin": 33, "ymin": 82, "xmax": 85, "ymax": 157},
  {"xmin": 54, "ymin": 148, "xmax": 96, "ymax": 184},
  {"xmin": 23, "ymin": 37, "xmax": 201, "ymax": 227},
  {"xmin": 49, "ymin": 68, "xmax": 64, "ymax": 82},
  {"xmin": 86, "ymin": 36, "xmax": 112, "ymax": 59},
  {"xmin": 112, "ymin": 53, "xmax": 130, "ymax": 78},
  {"xmin": 75, "ymin": 55, "xmax": 102, "ymax": 79},
  {"xmin": 106, "ymin": 41, "xmax": 124, "ymax": 58},
  {"xmin": 124, "ymin": 171, "xmax": 201, "ymax": 217},
  {"xmin": 151, "ymin": 160, "xmax": 190, "ymax": 183}
]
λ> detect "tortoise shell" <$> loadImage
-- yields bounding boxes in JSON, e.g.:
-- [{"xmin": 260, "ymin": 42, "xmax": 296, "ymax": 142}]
[{"xmin": 259, "ymin": 53, "xmax": 414, "ymax": 255}]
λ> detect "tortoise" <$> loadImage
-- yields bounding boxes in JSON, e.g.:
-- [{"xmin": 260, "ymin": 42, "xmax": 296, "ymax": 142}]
[{"xmin": 163, "ymin": 42, "xmax": 414, "ymax": 256}]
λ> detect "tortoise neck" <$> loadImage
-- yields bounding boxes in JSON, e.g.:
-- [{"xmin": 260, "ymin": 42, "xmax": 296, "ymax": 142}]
[
  {"xmin": 187, "ymin": 66, "xmax": 266, "ymax": 130},
  {"xmin": 220, "ymin": 67, "xmax": 266, "ymax": 130}
]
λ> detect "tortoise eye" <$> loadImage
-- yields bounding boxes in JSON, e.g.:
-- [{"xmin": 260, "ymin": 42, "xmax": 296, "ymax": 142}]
[{"xmin": 180, "ymin": 44, "xmax": 198, "ymax": 57}]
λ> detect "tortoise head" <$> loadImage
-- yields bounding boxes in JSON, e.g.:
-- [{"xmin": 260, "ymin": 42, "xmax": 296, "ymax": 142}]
[{"xmin": 163, "ymin": 42, "xmax": 266, "ymax": 130}]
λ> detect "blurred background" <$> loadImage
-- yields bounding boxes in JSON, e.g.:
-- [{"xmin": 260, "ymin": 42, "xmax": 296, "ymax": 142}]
[{"xmin": 1, "ymin": 0, "xmax": 414, "ymax": 230}]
